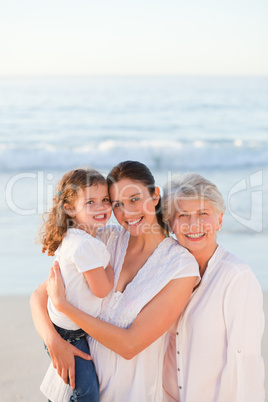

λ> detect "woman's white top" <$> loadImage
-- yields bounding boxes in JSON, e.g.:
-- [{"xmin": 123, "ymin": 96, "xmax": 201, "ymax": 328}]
[
  {"xmin": 163, "ymin": 245, "xmax": 265, "ymax": 402},
  {"xmin": 41, "ymin": 225, "xmax": 200, "ymax": 402},
  {"xmin": 47, "ymin": 228, "xmax": 110, "ymax": 330}
]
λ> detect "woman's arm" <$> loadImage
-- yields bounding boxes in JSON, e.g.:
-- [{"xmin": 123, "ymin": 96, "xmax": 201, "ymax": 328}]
[
  {"xmin": 48, "ymin": 263, "xmax": 197, "ymax": 359},
  {"xmin": 30, "ymin": 281, "xmax": 91, "ymax": 389},
  {"xmin": 217, "ymin": 271, "xmax": 265, "ymax": 401}
]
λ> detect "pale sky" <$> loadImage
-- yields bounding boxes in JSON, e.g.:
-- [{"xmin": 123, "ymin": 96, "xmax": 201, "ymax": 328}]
[{"xmin": 1, "ymin": 0, "xmax": 267, "ymax": 76}]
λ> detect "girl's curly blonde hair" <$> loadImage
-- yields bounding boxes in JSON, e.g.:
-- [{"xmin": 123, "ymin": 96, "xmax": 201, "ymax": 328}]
[{"xmin": 40, "ymin": 168, "xmax": 106, "ymax": 256}]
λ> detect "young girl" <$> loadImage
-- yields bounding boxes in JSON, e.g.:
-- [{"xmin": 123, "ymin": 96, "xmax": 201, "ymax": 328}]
[{"xmin": 40, "ymin": 168, "xmax": 114, "ymax": 402}]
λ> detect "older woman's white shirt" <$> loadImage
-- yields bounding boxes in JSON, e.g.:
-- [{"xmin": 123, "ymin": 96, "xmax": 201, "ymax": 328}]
[{"xmin": 163, "ymin": 245, "xmax": 265, "ymax": 402}]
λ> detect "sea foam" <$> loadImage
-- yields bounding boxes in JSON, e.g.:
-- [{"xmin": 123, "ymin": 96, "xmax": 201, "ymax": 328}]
[{"xmin": 1, "ymin": 139, "xmax": 267, "ymax": 172}]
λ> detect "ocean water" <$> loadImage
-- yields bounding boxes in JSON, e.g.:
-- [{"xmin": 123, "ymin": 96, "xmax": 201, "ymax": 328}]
[{"xmin": 0, "ymin": 76, "xmax": 268, "ymax": 294}]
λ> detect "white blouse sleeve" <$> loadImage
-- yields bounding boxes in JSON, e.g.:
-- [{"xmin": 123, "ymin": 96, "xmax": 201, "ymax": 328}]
[
  {"xmin": 172, "ymin": 248, "xmax": 200, "ymax": 285},
  {"xmin": 72, "ymin": 236, "xmax": 110, "ymax": 273},
  {"xmin": 217, "ymin": 269, "xmax": 265, "ymax": 402}
]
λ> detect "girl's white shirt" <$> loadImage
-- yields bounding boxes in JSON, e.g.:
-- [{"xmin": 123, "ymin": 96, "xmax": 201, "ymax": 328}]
[
  {"xmin": 47, "ymin": 228, "xmax": 110, "ymax": 330},
  {"xmin": 163, "ymin": 245, "xmax": 265, "ymax": 402},
  {"xmin": 41, "ymin": 225, "xmax": 200, "ymax": 402}
]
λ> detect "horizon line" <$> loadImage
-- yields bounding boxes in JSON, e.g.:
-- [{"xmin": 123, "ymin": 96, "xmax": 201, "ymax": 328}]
[{"xmin": 0, "ymin": 73, "xmax": 268, "ymax": 78}]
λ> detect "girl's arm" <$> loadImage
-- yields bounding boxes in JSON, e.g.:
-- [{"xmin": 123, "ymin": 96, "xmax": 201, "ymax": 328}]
[
  {"xmin": 30, "ymin": 282, "xmax": 92, "ymax": 389},
  {"xmin": 49, "ymin": 262, "xmax": 197, "ymax": 357},
  {"xmin": 83, "ymin": 263, "xmax": 114, "ymax": 298}
]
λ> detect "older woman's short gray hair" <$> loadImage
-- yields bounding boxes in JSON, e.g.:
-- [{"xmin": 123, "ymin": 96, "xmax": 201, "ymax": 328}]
[{"xmin": 163, "ymin": 172, "xmax": 226, "ymax": 223}]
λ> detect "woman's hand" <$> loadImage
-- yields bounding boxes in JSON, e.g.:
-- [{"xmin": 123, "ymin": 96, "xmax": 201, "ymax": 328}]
[
  {"xmin": 46, "ymin": 261, "xmax": 92, "ymax": 389},
  {"xmin": 46, "ymin": 334, "xmax": 92, "ymax": 389},
  {"xmin": 47, "ymin": 261, "xmax": 67, "ymax": 311},
  {"xmin": 30, "ymin": 277, "xmax": 92, "ymax": 390}
]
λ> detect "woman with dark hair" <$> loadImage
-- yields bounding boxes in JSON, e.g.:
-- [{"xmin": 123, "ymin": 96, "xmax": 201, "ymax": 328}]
[{"xmin": 31, "ymin": 161, "xmax": 200, "ymax": 401}]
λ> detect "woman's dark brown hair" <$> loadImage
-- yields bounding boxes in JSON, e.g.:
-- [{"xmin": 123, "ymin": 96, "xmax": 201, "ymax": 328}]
[{"xmin": 107, "ymin": 160, "xmax": 168, "ymax": 234}]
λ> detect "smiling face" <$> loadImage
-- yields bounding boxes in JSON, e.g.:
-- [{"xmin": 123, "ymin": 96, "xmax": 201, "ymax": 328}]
[
  {"xmin": 170, "ymin": 198, "xmax": 223, "ymax": 264},
  {"xmin": 109, "ymin": 178, "xmax": 160, "ymax": 236},
  {"xmin": 67, "ymin": 183, "xmax": 112, "ymax": 236}
]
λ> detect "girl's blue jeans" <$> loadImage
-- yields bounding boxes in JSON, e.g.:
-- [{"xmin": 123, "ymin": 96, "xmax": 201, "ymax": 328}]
[{"xmin": 45, "ymin": 324, "xmax": 99, "ymax": 402}]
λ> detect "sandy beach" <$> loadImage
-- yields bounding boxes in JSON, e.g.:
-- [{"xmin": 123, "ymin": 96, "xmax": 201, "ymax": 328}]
[{"xmin": 0, "ymin": 294, "xmax": 267, "ymax": 402}]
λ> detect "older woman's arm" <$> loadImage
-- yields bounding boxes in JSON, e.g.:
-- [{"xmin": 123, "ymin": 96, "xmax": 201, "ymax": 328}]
[
  {"xmin": 217, "ymin": 270, "xmax": 265, "ymax": 402},
  {"xmin": 30, "ymin": 281, "xmax": 91, "ymax": 389}
]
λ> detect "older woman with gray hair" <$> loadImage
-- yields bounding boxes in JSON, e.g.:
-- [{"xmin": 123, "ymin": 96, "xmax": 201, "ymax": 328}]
[{"xmin": 162, "ymin": 172, "xmax": 265, "ymax": 402}]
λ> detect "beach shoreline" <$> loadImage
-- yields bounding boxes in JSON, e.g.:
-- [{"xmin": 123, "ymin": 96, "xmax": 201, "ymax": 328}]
[{"xmin": 1, "ymin": 294, "xmax": 267, "ymax": 402}]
